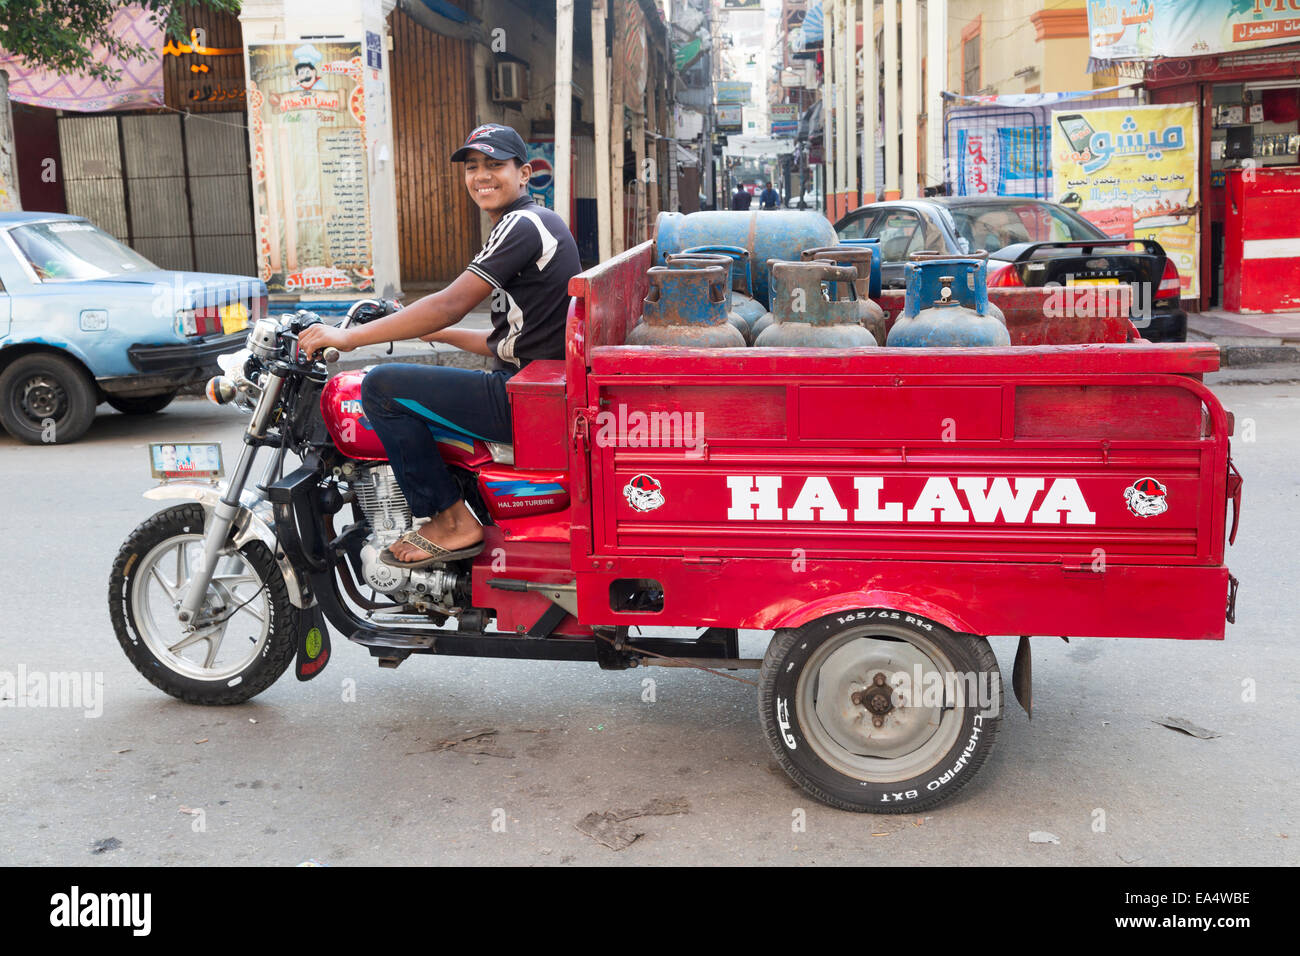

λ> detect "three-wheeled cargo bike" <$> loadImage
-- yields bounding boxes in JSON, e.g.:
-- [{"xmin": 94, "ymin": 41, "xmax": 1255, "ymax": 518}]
[{"xmin": 110, "ymin": 237, "xmax": 1241, "ymax": 814}]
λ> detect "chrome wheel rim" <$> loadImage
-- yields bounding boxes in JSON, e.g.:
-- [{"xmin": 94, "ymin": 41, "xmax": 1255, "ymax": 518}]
[
  {"xmin": 130, "ymin": 534, "xmax": 270, "ymax": 682},
  {"xmin": 795, "ymin": 624, "xmax": 966, "ymax": 784}
]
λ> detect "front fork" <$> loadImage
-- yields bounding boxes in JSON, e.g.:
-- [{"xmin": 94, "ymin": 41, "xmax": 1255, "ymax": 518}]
[{"xmin": 176, "ymin": 370, "xmax": 287, "ymax": 627}]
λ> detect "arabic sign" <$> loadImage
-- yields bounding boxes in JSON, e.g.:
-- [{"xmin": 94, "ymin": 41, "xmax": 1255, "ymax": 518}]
[
  {"xmin": 1088, "ymin": 0, "xmax": 1300, "ymax": 61},
  {"xmin": 716, "ymin": 82, "xmax": 752, "ymax": 105},
  {"xmin": 1050, "ymin": 104, "xmax": 1198, "ymax": 297},
  {"xmin": 247, "ymin": 42, "xmax": 374, "ymax": 295},
  {"xmin": 771, "ymin": 104, "xmax": 799, "ymax": 137},
  {"xmin": 717, "ymin": 106, "xmax": 744, "ymax": 133},
  {"xmin": 955, "ymin": 126, "xmax": 1050, "ymax": 198}
]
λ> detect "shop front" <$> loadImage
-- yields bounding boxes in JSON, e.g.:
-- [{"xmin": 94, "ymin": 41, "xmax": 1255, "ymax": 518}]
[{"xmin": 1146, "ymin": 46, "xmax": 1300, "ymax": 313}]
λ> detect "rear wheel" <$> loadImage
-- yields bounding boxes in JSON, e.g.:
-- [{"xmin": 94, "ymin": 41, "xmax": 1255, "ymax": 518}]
[
  {"xmin": 759, "ymin": 610, "xmax": 1002, "ymax": 813},
  {"xmin": 109, "ymin": 504, "xmax": 299, "ymax": 704},
  {"xmin": 0, "ymin": 352, "xmax": 97, "ymax": 444},
  {"xmin": 107, "ymin": 391, "xmax": 177, "ymax": 415}
]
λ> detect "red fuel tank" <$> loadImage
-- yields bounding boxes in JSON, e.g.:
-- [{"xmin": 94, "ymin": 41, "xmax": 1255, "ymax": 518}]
[{"xmin": 319, "ymin": 370, "xmax": 493, "ymax": 467}]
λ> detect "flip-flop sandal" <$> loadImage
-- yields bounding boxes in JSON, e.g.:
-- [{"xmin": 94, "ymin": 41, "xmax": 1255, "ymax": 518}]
[{"xmin": 379, "ymin": 530, "xmax": 486, "ymax": 569}]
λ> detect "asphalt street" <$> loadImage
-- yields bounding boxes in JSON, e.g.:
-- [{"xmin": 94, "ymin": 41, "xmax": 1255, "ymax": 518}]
[{"xmin": 0, "ymin": 379, "xmax": 1296, "ymax": 866}]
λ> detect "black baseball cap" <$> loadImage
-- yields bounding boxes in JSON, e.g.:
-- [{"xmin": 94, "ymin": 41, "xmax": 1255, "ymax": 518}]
[{"xmin": 450, "ymin": 124, "xmax": 530, "ymax": 164}]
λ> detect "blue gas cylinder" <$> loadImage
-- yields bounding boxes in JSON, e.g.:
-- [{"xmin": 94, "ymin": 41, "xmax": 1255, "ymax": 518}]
[
  {"xmin": 887, "ymin": 258, "xmax": 1011, "ymax": 347},
  {"xmin": 654, "ymin": 210, "xmax": 838, "ymax": 308},
  {"xmin": 664, "ymin": 253, "xmax": 753, "ymax": 344},
  {"xmin": 679, "ymin": 244, "xmax": 767, "ymax": 329},
  {"xmin": 626, "ymin": 265, "xmax": 747, "ymax": 348}
]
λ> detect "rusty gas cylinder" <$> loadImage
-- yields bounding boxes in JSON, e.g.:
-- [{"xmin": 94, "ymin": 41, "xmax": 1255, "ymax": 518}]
[
  {"xmin": 664, "ymin": 253, "xmax": 753, "ymax": 344},
  {"xmin": 753, "ymin": 260, "xmax": 879, "ymax": 349},
  {"xmin": 802, "ymin": 245, "xmax": 887, "ymax": 345},
  {"xmin": 626, "ymin": 265, "xmax": 747, "ymax": 348}
]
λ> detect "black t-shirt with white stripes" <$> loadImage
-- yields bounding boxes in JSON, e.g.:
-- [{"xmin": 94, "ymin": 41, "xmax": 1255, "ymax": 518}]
[{"xmin": 466, "ymin": 195, "xmax": 581, "ymax": 370}]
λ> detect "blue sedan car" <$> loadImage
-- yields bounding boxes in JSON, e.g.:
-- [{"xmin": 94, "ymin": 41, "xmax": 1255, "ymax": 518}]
[{"xmin": 0, "ymin": 212, "xmax": 266, "ymax": 443}]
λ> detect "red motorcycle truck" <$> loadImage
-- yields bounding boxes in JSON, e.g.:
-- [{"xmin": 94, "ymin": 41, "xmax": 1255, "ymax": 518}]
[{"xmin": 109, "ymin": 240, "xmax": 1241, "ymax": 814}]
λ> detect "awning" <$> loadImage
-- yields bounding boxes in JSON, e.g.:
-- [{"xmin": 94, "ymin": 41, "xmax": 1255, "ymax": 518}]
[
  {"xmin": 802, "ymin": 1, "xmax": 823, "ymax": 47},
  {"xmin": 0, "ymin": 6, "xmax": 163, "ymax": 112}
]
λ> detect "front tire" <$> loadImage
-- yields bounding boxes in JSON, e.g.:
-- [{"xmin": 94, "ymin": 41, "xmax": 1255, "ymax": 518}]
[
  {"xmin": 759, "ymin": 610, "xmax": 1002, "ymax": 813},
  {"xmin": 109, "ymin": 504, "xmax": 299, "ymax": 704},
  {"xmin": 0, "ymin": 352, "xmax": 97, "ymax": 444}
]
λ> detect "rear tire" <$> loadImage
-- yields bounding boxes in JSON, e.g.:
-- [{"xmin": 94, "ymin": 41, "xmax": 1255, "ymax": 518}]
[
  {"xmin": 109, "ymin": 504, "xmax": 299, "ymax": 704},
  {"xmin": 107, "ymin": 391, "xmax": 177, "ymax": 415},
  {"xmin": 759, "ymin": 610, "xmax": 1002, "ymax": 814},
  {"xmin": 0, "ymin": 352, "xmax": 97, "ymax": 444}
]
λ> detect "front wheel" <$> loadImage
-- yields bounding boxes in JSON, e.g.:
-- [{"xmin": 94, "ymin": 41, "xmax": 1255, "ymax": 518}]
[
  {"xmin": 759, "ymin": 611, "xmax": 1002, "ymax": 814},
  {"xmin": 109, "ymin": 503, "xmax": 299, "ymax": 704}
]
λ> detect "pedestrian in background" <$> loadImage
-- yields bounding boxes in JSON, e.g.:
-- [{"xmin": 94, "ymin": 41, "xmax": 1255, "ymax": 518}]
[
  {"xmin": 731, "ymin": 182, "xmax": 752, "ymax": 211},
  {"xmin": 760, "ymin": 182, "xmax": 780, "ymax": 210}
]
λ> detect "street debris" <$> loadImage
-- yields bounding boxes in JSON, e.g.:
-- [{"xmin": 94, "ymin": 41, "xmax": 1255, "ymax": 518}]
[
  {"xmin": 90, "ymin": 837, "xmax": 122, "ymax": 854},
  {"xmin": 1117, "ymin": 851, "xmax": 1143, "ymax": 864},
  {"xmin": 178, "ymin": 806, "xmax": 202, "ymax": 816},
  {"xmin": 194, "ymin": 738, "xmax": 208, "ymax": 745},
  {"xmin": 113, "ymin": 748, "xmax": 132, "ymax": 754},
  {"xmin": 1029, "ymin": 831, "xmax": 1061, "ymax": 844},
  {"xmin": 1154, "ymin": 717, "xmax": 1222, "ymax": 739},
  {"xmin": 409, "ymin": 728, "xmax": 515, "ymax": 758},
  {"xmin": 575, "ymin": 797, "xmax": 690, "ymax": 850}
]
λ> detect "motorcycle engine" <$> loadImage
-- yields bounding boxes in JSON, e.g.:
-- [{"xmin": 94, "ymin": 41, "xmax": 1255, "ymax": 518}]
[{"xmin": 350, "ymin": 464, "xmax": 462, "ymax": 611}]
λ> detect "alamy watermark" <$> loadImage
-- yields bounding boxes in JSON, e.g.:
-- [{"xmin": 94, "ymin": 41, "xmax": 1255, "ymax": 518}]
[
  {"xmin": 593, "ymin": 404, "xmax": 705, "ymax": 459},
  {"xmin": 0, "ymin": 666, "xmax": 103, "ymax": 718}
]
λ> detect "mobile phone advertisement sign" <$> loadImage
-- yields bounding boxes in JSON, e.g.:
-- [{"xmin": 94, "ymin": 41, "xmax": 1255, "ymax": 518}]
[
  {"xmin": 1090, "ymin": 0, "xmax": 1300, "ymax": 61},
  {"xmin": 1050, "ymin": 103, "xmax": 1198, "ymax": 298}
]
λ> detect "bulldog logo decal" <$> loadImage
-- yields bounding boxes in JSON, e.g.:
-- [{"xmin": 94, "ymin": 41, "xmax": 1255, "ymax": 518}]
[
  {"xmin": 624, "ymin": 473, "xmax": 665, "ymax": 512},
  {"xmin": 1124, "ymin": 477, "xmax": 1169, "ymax": 517}
]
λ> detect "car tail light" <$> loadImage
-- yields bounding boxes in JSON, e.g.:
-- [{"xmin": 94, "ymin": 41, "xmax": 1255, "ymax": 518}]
[
  {"xmin": 1157, "ymin": 258, "xmax": 1182, "ymax": 299},
  {"xmin": 986, "ymin": 262, "xmax": 1024, "ymax": 287},
  {"xmin": 176, "ymin": 306, "xmax": 223, "ymax": 337}
]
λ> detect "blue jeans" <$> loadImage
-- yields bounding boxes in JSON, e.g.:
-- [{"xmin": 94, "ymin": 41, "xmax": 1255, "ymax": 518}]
[{"xmin": 360, "ymin": 363, "xmax": 515, "ymax": 516}]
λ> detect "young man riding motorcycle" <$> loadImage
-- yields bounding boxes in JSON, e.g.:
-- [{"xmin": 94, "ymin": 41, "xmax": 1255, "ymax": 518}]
[{"xmin": 299, "ymin": 124, "xmax": 581, "ymax": 568}]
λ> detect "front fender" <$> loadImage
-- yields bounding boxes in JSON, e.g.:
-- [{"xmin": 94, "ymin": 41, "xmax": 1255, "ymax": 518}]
[
  {"xmin": 143, "ymin": 482, "xmax": 311, "ymax": 609},
  {"xmin": 769, "ymin": 590, "xmax": 977, "ymax": 636}
]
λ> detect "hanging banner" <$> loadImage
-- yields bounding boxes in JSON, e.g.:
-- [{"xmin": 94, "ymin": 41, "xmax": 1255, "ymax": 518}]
[
  {"xmin": 716, "ymin": 81, "xmax": 752, "ymax": 105},
  {"xmin": 0, "ymin": 6, "xmax": 163, "ymax": 112},
  {"xmin": 1050, "ymin": 104, "xmax": 1198, "ymax": 297},
  {"xmin": 1089, "ymin": 0, "xmax": 1300, "ymax": 61},
  {"xmin": 955, "ymin": 126, "xmax": 1050, "ymax": 198},
  {"xmin": 247, "ymin": 41, "xmax": 373, "ymax": 295}
]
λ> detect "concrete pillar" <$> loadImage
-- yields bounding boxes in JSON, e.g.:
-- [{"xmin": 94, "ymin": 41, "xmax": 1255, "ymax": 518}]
[
  {"xmin": 925, "ymin": 0, "xmax": 946, "ymax": 193},
  {"xmin": 592, "ymin": 0, "xmax": 612, "ymax": 259},
  {"xmin": 824, "ymin": 0, "xmax": 836, "ymax": 216},
  {"xmin": 901, "ymin": 0, "xmax": 918, "ymax": 198},
  {"xmin": 883, "ymin": 0, "xmax": 898, "ymax": 198},
  {"xmin": 842, "ymin": 0, "xmax": 852, "ymax": 208},
  {"xmin": 861, "ymin": 0, "xmax": 875, "ymax": 203},
  {"xmin": 555, "ymin": 0, "xmax": 574, "ymax": 227}
]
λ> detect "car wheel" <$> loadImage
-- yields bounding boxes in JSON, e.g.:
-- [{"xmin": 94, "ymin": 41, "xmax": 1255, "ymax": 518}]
[
  {"xmin": 759, "ymin": 610, "xmax": 1002, "ymax": 814},
  {"xmin": 0, "ymin": 352, "xmax": 98, "ymax": 444},
  {"xmin": 107, "ymin": 391, "xmax": 178, "ymax": 415}
]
